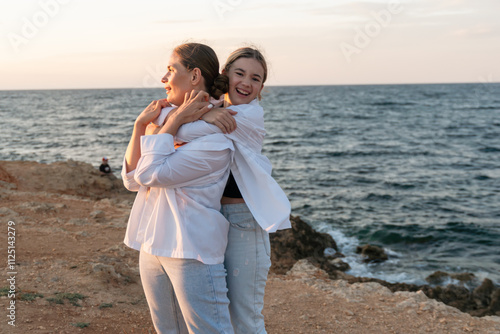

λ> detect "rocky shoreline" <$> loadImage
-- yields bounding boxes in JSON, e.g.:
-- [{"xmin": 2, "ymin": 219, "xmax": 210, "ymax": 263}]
[
  {"xmin": 1, "ymin": 160, "xmax": 499, "ymax": 333},
  {"xmin": 270, "ymin": 215, "xmax": 500, "ymax": 318}
]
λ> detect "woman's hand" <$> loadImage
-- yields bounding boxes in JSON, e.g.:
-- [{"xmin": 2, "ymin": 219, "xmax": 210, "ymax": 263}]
[
  {"xmin": 202, "ymin": 108, "xmax": 238, "ymax": 134},
  {"xmin": 125, "ymin": 99, "xmax": 170, "ymax": 173},
  {"xmin": 158, "ymin": 90, "xmax": 213, "ymax": 136},
  {"xmin": 135, "ymin": 99, "xmax": 170, "ymax": 127},
  {"xmin": 145, "ymin": 123, "xmax": 161, "ymax": 136}
]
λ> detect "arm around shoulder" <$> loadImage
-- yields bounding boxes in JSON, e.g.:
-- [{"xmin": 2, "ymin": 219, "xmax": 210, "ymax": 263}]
[{"xmin": 133, "ymin": 133, "xmax": 232, "ymax": 189}]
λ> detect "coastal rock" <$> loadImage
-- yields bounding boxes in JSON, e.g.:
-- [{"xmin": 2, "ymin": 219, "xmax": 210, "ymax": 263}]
[
  {"xmin": 488, "ymin": 289, "xmax": 500, "ymax": 315},
  {"xmin": 286, "ymin": 259, "xmax": 330, "ymax": 281},
  {"xmin": 328, "ymin": 258, "xmax": 351, "ymax": 272},
  {"xmin": 425, "ymin": 285, "xmax": 472, "ymax": 311},
  {"xmin": 0, "ymin": 207, "xmax": 20, "ymax": 218},
  {"xmin": 269, "ymin": 215, "xmax": 499, "ymax": 317},
  {"xmin": 426, "ymin": 271, "xmax": 476, "ymax": 286},
  {"xmin": 90, "ymin": 210, "xmax": 106, "ymax": 222},
  {"xmin": 0, "ymin": 180, "xmax": 17, "ymax": 190},
  {"xmin": 0, "ymin": 160, "xmax": 132, "ymax": 200},
  {"xmin": 269, "ymin": 215, "xmax": 338, "ymax": 274},
  {"xmin": 426, "ymin": 271, "xmax": 450, "ymax": 285},
  {"xmin": 286, "ymin": 259, "xmax": 392, "ymax": 303},
  {"xmin": 346, "ymin": 274, "xmax": 500, "ymax": 318},
  {"xmin": 473, "ymin": 279, "xmax": 495, "ymax": 308},
  {"xmin": 453, "ymin": 272, "xmax": 476, "ymax": 284},
  {"xmin": 355, "ymin": 244, "xmax": 388, "ymax": 263},
  {"xmin": 0, "ymin": 163, "xmax": 16, "ymax": 184}
]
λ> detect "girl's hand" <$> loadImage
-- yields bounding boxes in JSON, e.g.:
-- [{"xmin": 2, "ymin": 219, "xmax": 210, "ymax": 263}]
[
  {"xmin": 202, "ymin": 108, "xmax": 238, "ymax": 134},
  {"xmin": 171, "ymin": 90, "xmax": 213, "ymax": 124},
  {"xmin": 136, "ymin": 99, "xmax": 170, "ymax": 127}
]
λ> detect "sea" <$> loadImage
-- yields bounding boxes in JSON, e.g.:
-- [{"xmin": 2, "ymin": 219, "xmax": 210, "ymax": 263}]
[{"xmin": 1, "ymin": 83, "xmax": 499, "ymax": 287}]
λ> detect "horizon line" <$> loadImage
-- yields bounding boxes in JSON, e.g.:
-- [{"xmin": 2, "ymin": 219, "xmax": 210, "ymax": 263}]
[{"xmin": 1, "ymin": 81, "xmax": 499, "ymax": 92}]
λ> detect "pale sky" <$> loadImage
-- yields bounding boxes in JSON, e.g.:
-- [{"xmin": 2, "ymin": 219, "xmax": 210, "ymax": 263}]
[{"xmin": 0, "ymin": 0, "xmax": 499, "ymax": 90}]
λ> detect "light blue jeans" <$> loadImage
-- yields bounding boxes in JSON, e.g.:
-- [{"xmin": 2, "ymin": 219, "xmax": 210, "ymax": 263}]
[
  {"xmin": 139, "ymin": 248, "xmax": 234, "ymax": 334},
  {"xmin": 222, "ymin": 203, "xmax": 271, "ymax": 334}
]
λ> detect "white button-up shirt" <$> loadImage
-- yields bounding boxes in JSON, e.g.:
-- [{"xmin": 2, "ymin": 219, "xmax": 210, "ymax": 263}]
[
  {"xmin": 122, "ymin": 132, "xmax": 233, "ymax": 264},
  {"xmin": 175, "ymin": 99, "xmax": 291, "ymax": 233}
]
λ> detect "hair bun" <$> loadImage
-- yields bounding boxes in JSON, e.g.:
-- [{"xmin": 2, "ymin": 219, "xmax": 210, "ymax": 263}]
[{"xmin": 210, "ymin": 74, "xmax": 229, "ymax": 99}]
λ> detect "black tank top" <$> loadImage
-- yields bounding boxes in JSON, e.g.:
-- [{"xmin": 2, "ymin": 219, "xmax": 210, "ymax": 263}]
[{"xmin": 222, "ymin": 172, "xmax": 243, "ymax": 198}]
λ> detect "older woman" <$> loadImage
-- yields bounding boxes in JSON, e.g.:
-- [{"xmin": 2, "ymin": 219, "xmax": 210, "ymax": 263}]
[{"xmin": 122, "ymin": 43, "xmax": 234, "ymax": 334}]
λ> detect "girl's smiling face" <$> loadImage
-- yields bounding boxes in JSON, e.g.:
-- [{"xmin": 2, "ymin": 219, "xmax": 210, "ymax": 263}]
[{"xmin": 225, "ymin": 58, "xmax": 265, "ymax": 106}]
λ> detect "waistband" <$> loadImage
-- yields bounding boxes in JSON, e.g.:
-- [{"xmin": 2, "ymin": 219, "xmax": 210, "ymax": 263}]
[{"xmin": 221, "ymin": 202, "xmax": 251, "ymax": 215}]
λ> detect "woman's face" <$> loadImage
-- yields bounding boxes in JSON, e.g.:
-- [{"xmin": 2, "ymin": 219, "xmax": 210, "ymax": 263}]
[
  {"xmin": 225, "ymin": 58, "xmax": 265, "ymax": 105},
  {"xmin": 161, "ymin": 52, "xmax": 193, "ymax": 106}
]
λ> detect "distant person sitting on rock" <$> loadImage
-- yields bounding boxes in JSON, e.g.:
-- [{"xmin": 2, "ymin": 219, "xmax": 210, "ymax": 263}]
[{"xmin": 99, "ymin": 157, "xmax": 112, "ymax": 175}]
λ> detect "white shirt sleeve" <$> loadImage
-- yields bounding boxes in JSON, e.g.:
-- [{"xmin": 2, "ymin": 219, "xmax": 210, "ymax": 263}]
[
  {"xmin": 134, "ymin": 133, "xmax": 232, "ymax": 188},
  {"xmin": 225, "ymin": 104, "xmax": 266, "ymax": 151},
  {"xmin": 175, "ymin": 104, "xmax": 264, "ymax": 146},
  {"xmin": 175, "ymin": 120, "xmax": 222, "ymax": 143},
  {"xmin": 153, "ymin": 106, "xmax": 176, "ymax": 126},
  {"xmin": 121, "ymin": 159, "xmax": 141, "ymax": 192}
]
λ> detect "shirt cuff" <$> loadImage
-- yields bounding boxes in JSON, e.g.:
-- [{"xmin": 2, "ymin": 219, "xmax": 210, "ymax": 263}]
[
  {"xmin": 121, "ymin": 156, "xmax": 136, "ymax": 179},
  {"xmin": 140, "ymin": 133, "xmax": 176, "ymax": 155}
]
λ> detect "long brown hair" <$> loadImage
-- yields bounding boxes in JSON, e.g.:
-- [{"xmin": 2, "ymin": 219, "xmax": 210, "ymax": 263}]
[{"xmin": 173, "ymin": 43, "xmax": 228, "ymax": 99}]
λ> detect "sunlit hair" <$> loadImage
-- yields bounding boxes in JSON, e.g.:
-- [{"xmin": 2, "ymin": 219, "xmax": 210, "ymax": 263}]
[
  {"xmin": 173, "ymin": 43, "xmax": 228, "ymax": 99},
  {"xmin": 223, "ymin": 47, "xmax": 268, "ymax": 100}
]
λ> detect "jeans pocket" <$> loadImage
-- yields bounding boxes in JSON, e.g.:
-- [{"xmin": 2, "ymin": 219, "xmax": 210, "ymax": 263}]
[
  {"xmin": 227, "ymin": 212, "xmax": 256, "ymax": 231},
  {"xmin": 261, "ymin": 228, "xmax": 271, "ymax": 258}
]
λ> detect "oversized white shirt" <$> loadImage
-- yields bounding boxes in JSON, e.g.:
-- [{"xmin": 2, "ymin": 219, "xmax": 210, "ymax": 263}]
[
  {"xmin": 121, "ymin": 132, "xmax": 234, "ymax": 264},
  {"xmin": 174, "ymin": 99, "xmax": 291, "ymax": 233}
]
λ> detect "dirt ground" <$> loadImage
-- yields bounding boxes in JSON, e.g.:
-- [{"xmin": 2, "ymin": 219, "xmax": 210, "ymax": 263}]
[{"xmin": 0, "ymin": 161, "xmax": 499, "ymax": 333}]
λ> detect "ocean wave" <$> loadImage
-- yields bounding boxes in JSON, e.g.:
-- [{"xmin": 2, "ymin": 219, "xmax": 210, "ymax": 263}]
[
  {"xmin": 383, "ymin": 181, "xmax": 417, "ymax": 190},
  {"xmin": 369, "ymin": 101, "xmax": 417, "ymax": 107},
  {"xmin": 363, "ymin": 193, "xmax": 395, "ymax": 201},
  {"xmin": 324, "ymin": 150, "xmax": 432, "ymax": 158},
  {"xmin": 479, "ymin": 146, "xmax": 500, "ymax": 153}
]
